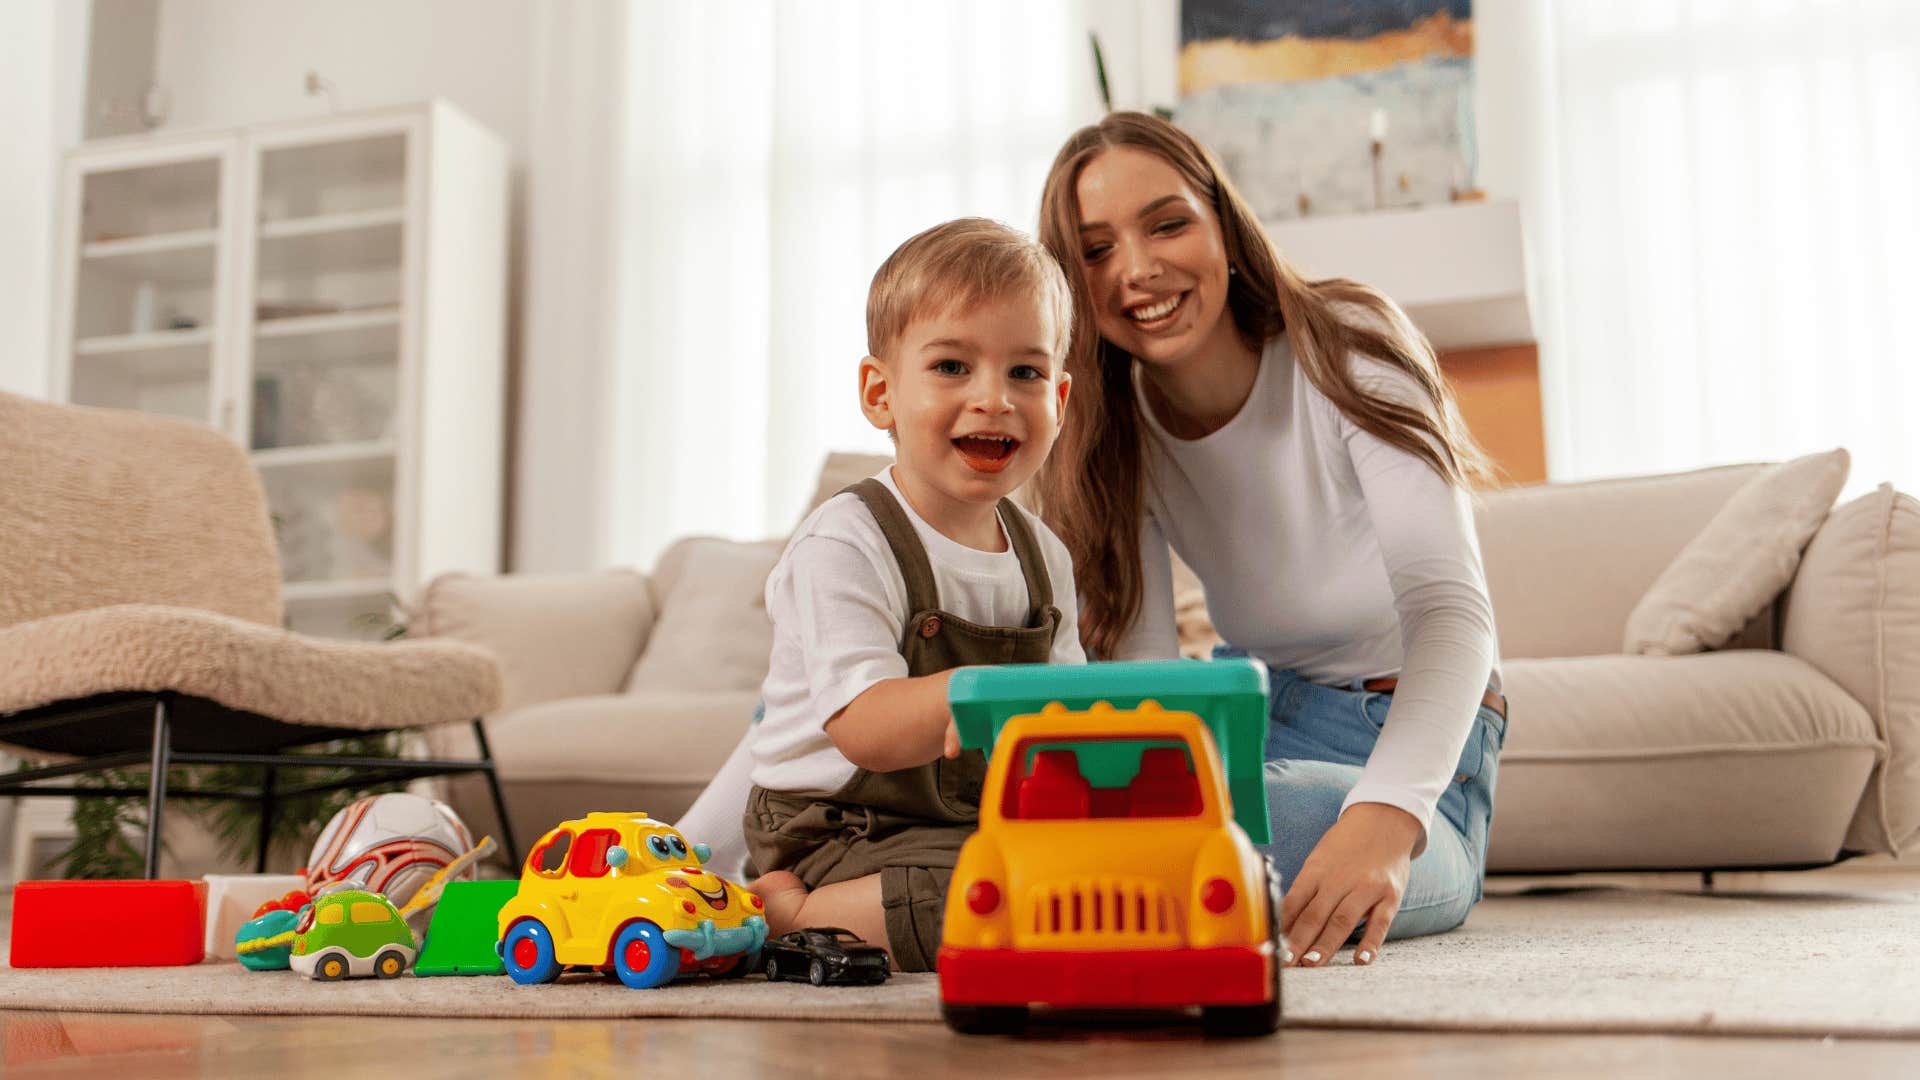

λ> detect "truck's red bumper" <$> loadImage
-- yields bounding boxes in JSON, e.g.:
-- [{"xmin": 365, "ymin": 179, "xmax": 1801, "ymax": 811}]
[{"xmin": 938, "ymin": 944, "xmax": 1275, "ymax": 1008}]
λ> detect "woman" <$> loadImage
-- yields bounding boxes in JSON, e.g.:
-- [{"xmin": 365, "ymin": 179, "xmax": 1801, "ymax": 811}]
[{"xmin": 1032, "ymin": 112, "xmax": 1505, "ymax": 968}]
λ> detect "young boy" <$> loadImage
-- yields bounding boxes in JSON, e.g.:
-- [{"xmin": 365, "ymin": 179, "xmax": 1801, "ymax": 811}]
[{"xmin": 745, "ymin": 218, "xmax": 1085, "ymax": 972}]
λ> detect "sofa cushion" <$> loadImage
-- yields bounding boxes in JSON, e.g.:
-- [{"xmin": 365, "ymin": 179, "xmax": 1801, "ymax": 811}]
[
  {"xmin": 1487, "ymin": 651, "xmax": 1881, "ymax": 872},
  {"xmin": 1781, "ymin": 485, "xmax": 1920, "ymax": 856},
  {"xmin": 625, "ymin": 536, "xmax": 783, "ymax": 694},
  {"xmin": 484, "ymin": 690, "xmax": 760, "ymax": 785},
  {"xmin": 1624, "ymin": 449, "xmax": 1848, "ymax": 656},
  {"xmin": 802, "ymin": 451, "xmax": 894, "ymax": 524},
  {"xmin": 418, "ymin": 570, "xmax": 655, "ymax": 714},
  {"xmin": 1475, "ymin": 463, "xmax": 1767, "ymax": 659}
]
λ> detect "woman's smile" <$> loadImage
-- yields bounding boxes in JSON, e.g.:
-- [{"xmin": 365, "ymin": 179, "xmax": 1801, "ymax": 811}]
[{"xmin": 1125, "ymin": 290, "xmax": 1191, "ymax": 330}]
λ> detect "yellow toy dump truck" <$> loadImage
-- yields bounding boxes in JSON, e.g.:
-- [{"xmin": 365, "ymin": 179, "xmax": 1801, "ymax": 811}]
[{"xmin": 939, "ymin": 658, "xmax": 1280, "ymax": 1036}]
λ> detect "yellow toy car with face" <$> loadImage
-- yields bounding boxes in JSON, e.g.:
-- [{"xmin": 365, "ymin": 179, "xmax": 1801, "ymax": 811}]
[
  {"xmin": 941, "ymin": 661, "xmax": 1281, "ymax": 1036},
  {"xmin": 496, "ymin": 812, "xmax": 767, "ymax": 988}
]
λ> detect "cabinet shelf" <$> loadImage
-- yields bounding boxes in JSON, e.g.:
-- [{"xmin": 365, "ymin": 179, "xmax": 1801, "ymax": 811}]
[
  {"xmin": 74, "ymin": 326, "xmax": 214, "ymax": 357},
  {"xmin": 257, "ymin": 208, "xmax": 405, "ymax": 277},
  {"xmin": 283, "ymin": 578, "xmax": 395, "ymax": 604},
  {"xmin": 253, "ymin": 308, "xmax": 402, "ymax": 371},
  {"xmin": 82, "ymin": 229, "xmax": 220, "ymax": 284},
  {"xmin": 252, "ymin": 439, "xmax": 397, "ymax": 470},
  {"xmin": 256, "ymin": 307, "xmax": 401, "ymax": 339}
]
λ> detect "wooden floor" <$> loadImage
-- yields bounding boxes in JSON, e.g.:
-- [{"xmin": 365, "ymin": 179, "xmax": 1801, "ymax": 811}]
[{"xmin": 7, "ymin": 865, "xmax": 1920, "ymax": 1078}]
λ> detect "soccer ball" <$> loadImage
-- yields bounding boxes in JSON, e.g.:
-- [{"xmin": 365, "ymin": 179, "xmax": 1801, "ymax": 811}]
[{"xmin": 304, "ymin": 793, "xmax": 475, "ymax": 907}]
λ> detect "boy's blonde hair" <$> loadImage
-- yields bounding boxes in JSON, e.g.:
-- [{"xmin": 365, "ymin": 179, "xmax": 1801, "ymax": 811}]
[{"xmin": 866, "ymin": 217, "xmax": 1073, "ymax": 364}]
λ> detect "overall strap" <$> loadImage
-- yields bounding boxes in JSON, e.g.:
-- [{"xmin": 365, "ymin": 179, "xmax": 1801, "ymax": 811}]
[
  {"xmin": 840, "ymin": 478, "xmax": 941, "ymax": 615},
  {"xmin": 996, "ymin": 497, "xmax": 1054, "ymax": 624}
]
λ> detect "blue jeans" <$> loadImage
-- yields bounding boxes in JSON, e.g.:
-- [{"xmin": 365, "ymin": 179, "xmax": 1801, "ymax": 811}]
[{"xmin": 1219, "ymin": 650, "xmax": 1507, "ymax": 942}]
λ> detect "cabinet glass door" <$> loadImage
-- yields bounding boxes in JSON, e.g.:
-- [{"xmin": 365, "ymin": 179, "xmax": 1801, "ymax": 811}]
[
  {"xmin": 246, "ymin": 128, "xmax": 410, "ymax": 639},
  {"xmin": 68, "ymin": 154, "xmax": 224, "ymax": 425}
]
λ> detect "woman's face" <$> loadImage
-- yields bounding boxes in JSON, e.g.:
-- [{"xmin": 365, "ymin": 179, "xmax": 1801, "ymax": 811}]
[{"xmin": 1071, "ymin": 146, "xmax": 1237, "ymax": 369}]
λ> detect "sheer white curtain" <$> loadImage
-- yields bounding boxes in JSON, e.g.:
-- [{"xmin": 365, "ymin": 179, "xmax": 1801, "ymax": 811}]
[
  {"xmin": 605, "ymin": 1, "xmax": 1137, "ymax": 568},
  {"xmin": 1542, "ymin": 0, "xmax": 1919, "ymax": 495}
]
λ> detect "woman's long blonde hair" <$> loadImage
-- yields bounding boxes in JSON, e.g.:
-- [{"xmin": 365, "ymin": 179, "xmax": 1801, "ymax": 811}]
[{"xmin": 1032, "ymin": 112, "xmax": 1492, "ymax": 660}]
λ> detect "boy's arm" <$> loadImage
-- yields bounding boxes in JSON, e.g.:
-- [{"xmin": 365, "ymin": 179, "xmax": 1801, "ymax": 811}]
[{"xmin": 824, "ymin": 670, "xmax": 960, "ymax": 773}]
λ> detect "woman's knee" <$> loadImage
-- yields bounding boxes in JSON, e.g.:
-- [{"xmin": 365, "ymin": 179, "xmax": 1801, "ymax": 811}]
[{"xmin": 1256, "ymin": 758, "xmax": 1360, "ymax": 889}]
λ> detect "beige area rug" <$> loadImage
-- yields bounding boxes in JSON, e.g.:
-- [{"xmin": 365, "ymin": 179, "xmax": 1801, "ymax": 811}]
[{"xmin": 4, "ymin": 886, "xmax": 1918, "ymax": 1037}]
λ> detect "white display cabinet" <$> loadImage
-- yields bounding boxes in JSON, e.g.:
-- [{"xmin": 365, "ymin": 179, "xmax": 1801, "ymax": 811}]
[{"xmin": 52, "ymin": 102, "xmax": 508, "ymax": 640}]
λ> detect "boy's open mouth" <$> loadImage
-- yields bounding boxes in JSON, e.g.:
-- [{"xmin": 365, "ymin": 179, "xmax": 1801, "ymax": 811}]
[{"xmin": 953, "ymin": 434, "xmax": 1019, "ymax": 474}]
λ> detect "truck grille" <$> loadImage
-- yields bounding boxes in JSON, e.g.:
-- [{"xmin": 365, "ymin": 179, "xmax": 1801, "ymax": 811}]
[{"xmin": 1022, "ymin": 878, "xmax": 1180, "ymax": 944}]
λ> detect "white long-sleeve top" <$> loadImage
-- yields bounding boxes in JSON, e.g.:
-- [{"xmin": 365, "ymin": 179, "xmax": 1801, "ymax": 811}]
[{"xmin": 1114, "ymin": 334, "xmax": 1500, "ymax": 854}]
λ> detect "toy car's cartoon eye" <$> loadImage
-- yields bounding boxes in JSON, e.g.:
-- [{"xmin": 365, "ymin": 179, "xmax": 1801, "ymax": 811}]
[
  {"xmin": 668, "ymin": 836, "xmax": 688, "ymax": 858},
  {"xmin": 646, "ymin": 835, "xmax": 672, "ymax": 860}
]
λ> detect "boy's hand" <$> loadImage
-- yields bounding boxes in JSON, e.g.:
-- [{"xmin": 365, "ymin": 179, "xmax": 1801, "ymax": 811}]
[{"xmin": 942, "ymin": 718, "xmax": 962, "ymax": 759}]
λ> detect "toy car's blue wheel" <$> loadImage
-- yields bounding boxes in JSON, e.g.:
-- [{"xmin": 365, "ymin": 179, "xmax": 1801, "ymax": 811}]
[
  {"xmin": 502, "ymin": 919, "xmax": 563, "ymax": 985},
  {"xmin": 611, "ymin": 921, "xmax": 680, "ymax": 989}
]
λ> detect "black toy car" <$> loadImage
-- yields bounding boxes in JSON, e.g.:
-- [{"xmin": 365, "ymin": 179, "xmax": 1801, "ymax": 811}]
[{"xmin": 762, "ymin": 928, "xmax": 890, "ymax": 986}]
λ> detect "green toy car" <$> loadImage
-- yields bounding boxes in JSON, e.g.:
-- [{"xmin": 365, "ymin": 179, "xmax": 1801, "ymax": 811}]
[{"xmin": 289, "ymin": 889, "xmax": 418, "ymax": 980}]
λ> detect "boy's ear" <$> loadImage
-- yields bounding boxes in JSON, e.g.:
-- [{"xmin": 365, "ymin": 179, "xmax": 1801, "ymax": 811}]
[{"xmin": 858, "ymin": 355, "xmax": 893, "ymax": 433}]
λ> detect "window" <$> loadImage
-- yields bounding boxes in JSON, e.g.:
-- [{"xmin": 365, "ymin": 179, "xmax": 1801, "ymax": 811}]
[
  {"xmin": 999, "ymin": 738, "xmax": 1204, "ymax": 821},
  {"xmin": 531, "ymin": 830, "xmax": 574, "ymax": 877},
  {"xmin": 351, "ymin": 902, "xmax": 393, "ymax": 925},
  {"xmin": 317, "ymin": 904, "xmax": 344, "ymax": 926},
  {"xmin": 568, "ymin": 829, "xmax": 622, "ymax": 878}
]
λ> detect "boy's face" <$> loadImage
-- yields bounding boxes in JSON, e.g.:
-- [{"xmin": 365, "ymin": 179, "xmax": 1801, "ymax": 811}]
[{"xmin": 859, "ymin": 292, "xmax": 1071, "ymax": 515}]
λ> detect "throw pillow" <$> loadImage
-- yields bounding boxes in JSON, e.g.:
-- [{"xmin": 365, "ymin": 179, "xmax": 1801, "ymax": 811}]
[
  {"xmin": 1623, "ymin": 448, "xmax": 1850, "ymax": 655},
  {"xmin": 624, "ymin": 536, "xmax": 785, "ymax": 695},
  {"xmin": 1780, "ymin": 484, "xmax": 1920, "ymax": 854}
]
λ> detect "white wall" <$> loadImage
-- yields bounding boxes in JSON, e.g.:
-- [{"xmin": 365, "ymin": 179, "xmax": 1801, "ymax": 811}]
[
  {"xmin": 152, "ymin": 0, "xmax": 532, "ymax": 148},
  {"xmin": 0, "ymin": 1, "xmax": 88, "ymax": 399}
]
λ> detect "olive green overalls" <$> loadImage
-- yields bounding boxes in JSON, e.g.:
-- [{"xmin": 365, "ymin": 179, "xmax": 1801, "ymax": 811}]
[{"xmin": 743, "ymin": 479, "xmax": 1060, "ymax": 971}]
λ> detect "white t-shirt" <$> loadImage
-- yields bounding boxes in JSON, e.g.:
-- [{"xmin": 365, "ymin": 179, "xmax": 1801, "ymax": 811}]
[
  {"xmin": 750, "ymin": 467, "xmax": 1086, "ymax": 794},
  {"xmin": 1116, "ymin": 335, "xmax": 1500, "ymax": 852}
]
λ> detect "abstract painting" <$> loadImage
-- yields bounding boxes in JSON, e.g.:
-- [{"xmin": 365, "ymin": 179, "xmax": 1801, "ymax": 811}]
[{"xmin": 1175, "ymin": 0, "xmax": 1475, "ymax": 220}]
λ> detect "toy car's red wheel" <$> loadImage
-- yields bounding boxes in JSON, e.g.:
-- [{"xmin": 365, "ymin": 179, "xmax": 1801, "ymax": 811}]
[
  {"xmin": 611, "ymin": 921, "xmax": 680, "ymax": 989},
  {"xmin": 502, "ymin": 919, "xmax": 563, "ymax": 985}
]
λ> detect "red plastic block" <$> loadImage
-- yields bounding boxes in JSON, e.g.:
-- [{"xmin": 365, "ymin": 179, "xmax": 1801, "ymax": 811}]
[{"xmin": 10, "ymin": 879, "xmax": 208, "ymax": 968}]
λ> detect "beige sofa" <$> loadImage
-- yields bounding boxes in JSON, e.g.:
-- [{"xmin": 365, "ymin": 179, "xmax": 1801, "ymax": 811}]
[{"xmin": 417, "ymin": 455, "xmax": 1920, "ymax": 873}]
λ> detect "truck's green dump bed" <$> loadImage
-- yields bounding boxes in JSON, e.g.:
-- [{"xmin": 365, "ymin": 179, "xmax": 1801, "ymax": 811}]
[{"xmin": 948, "ymin": 659, "xmax": 1271, "ymax": 844}]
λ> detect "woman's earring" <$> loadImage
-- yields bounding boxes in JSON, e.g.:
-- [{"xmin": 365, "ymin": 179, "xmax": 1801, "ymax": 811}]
[{"xmin": 1228, "ymin": 265, "xmax": 1238, "ymax": 276}]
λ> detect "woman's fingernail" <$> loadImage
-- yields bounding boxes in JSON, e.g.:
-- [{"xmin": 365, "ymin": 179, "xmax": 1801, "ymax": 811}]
[
  {"xmin": 1356, "ymin": 949, "xmax": 1373, "ymax": 965},
  {"xmin": 1304, "ymin": 950, "xmax": 1321, "ymax": 965}
]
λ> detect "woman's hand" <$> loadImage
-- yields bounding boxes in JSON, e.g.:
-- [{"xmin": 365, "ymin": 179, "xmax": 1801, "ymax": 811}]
[{"xmin": 1281, "ymin": 802, "xmax": 1421, "ymax": 967}]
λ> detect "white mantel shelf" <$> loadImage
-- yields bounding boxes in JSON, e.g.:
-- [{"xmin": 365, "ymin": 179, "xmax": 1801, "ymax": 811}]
[{"xmin": 1264, "ymin": 200, "xmax": 1533, "ymax": 351}]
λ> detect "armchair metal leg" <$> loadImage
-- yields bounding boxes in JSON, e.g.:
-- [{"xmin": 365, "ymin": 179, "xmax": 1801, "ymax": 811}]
[
  {"xmin": 144, "ymin": 698, "xmax": 172, "ymax": 880},
  {"xmin": 471, "ymin": 718, "xmax": 519, "ymax": 870}
]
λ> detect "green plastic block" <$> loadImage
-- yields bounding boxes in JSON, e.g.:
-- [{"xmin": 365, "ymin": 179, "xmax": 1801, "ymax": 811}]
[
  {"xmin": 948, "ymin": 658, "xmax": 1272, "ymax": 844},
  {"xmin": 414, "ymin": 879, "xmax": 521, "ymax": 976}
]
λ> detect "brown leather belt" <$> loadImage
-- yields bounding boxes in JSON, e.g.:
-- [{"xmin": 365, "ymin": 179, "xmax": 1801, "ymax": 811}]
[{"xmin": 1361, "ymin": 678, "xmax": 1509, "ymax": 722}]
